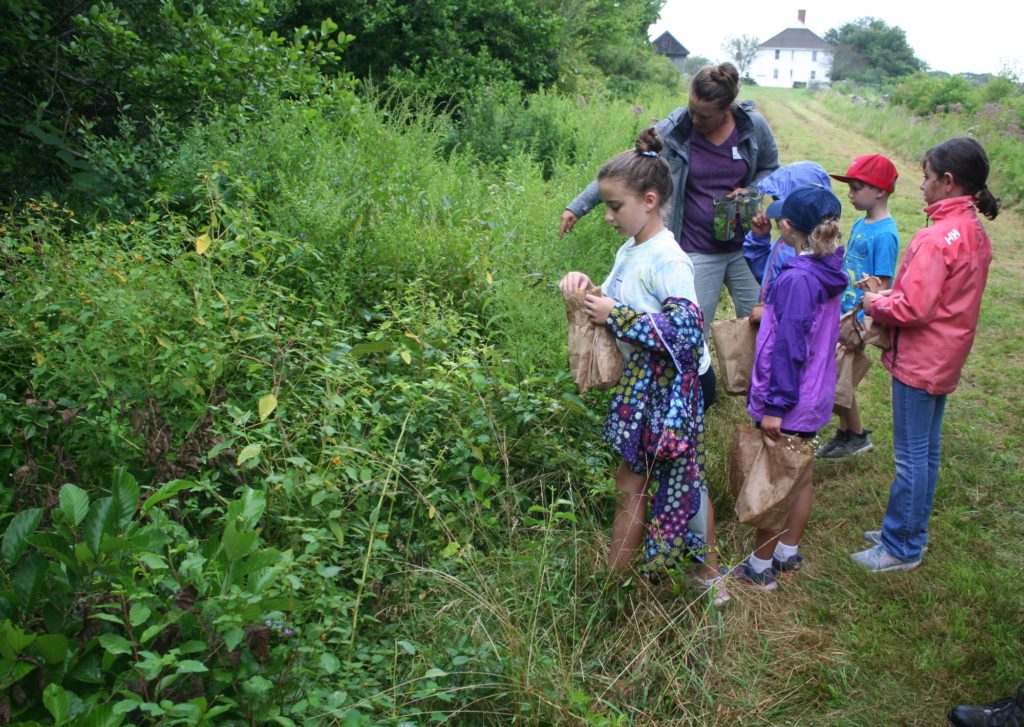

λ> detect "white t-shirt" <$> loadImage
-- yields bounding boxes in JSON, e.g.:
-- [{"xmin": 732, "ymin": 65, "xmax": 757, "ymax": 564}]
[{"xmin": 601, "ymin": 228, "xmax": 712, "ymax": 374}]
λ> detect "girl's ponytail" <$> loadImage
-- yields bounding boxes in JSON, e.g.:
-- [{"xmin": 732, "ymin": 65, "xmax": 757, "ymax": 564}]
[
  {"xmin": 974, "ymin": 186, "xmax": 1000, "ymax": 220},
  {"xmin": 598, "ymin": 127, "xmax": 673, "ymax": 208},
  {"xmin": 808, "ymin": 217, "xmax": 841, "ymax": 257}
]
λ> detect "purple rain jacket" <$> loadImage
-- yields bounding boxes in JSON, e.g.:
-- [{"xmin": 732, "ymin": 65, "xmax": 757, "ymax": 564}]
[{"xmin": 747, "ymin": 248, "xmax": 848, "ymax": 432}]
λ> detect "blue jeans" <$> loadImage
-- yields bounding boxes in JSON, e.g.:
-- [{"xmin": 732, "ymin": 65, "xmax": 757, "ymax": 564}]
[{"xmin": 880, "ymin": 378, "xmax": 947, "ymax": 561}]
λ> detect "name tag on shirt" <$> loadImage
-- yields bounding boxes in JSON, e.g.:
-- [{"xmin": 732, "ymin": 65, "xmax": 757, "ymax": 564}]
[{"xmin": 731, "ymin": 146, "xmax": 742, "ymax": 160}]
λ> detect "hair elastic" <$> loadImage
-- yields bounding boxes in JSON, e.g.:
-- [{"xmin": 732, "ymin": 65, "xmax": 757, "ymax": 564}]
[{"xmin": 639, "ymin": 150, "xmax": 659, "ymax": 158}]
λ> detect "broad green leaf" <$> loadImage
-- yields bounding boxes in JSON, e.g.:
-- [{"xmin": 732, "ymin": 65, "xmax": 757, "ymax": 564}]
[
  {"xmin": 111, "ymin": 468, "xmax": 140, "ymax": 529},
  {"xmin": 12, "ymin": 553, "xmax": 46, "ymax": 609},
  {"xmin": 83, "ymin": 497, "xmax": 115, "ymax": 557},
  {"xmin": 320, "ymin": 652, "xmax": 340, "ymax": 674},
  {"xmin": 2, "ymin": 508, "xmax": 43, "ymax": 567},
  {"xmin": 141, "ymin": 479, "xmax": 196, "ymax": 517},
  {"xmin": 258, "ymin": 393, "xmax": 277, "ymax": 422},
  {"xmin": 223, "ymin": 627, "xmax": 244, "ymax": 651},
  {"xmin": 230, "ymin": 488, "xmax": 266, "ymax": 530},
  {"xmin": 129, "ymin": 604, "xmax": 151, "ymax": 628},
  {"xmin": 33, "ymin": 634, "xmax": 69, "ymax": 665},
  {"xmin": 78, "ymin": 701, "xmax": 125, "ymax": 727},
  {"xmin": 59, "ymin": 484, "xmax": 90, "ymax": 527},
  {"xmin": 223, "ymin": 528, "xmax": 258, "ymax": 561},
  {"xmin": 98, "ymin": 633, "xmax": 133, "ymax": 655},
  {"xmin": 0, "ymin": 619, "xmax": 37, "ymax": 660},
  {"xmin": 25, "ymin": 533, "xmax": 76, "ymax": 570},
  {"xmin": 236, "ymin": 443, "xmax": 261, "ymax": 466},
  {"xmin": 43, "ymin": 683, "xmax": 70, "ymax": 724},
  {"xmin": 195, "ymin": 233, "xmax": 211, "ymax": 255},
  {"xmin": 399, "ymin": 349, "xmax": 412, "ymax": 364},
  {"xmin": 175, "ymin": 660, "xmax": 208, "ymax": 674},
  {"xmin": 243, "ymin": 675, "xmax": 274, "ymax": 694},
  {"xmin": 423, "ymin": 667, "xmax": 449, "ymax": 679}
]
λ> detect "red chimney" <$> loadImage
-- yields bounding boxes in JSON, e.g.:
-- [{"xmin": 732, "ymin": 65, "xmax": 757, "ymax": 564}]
[{"xmin": 798, "ymin": 9, "xmax": 806, "ymax": 24}]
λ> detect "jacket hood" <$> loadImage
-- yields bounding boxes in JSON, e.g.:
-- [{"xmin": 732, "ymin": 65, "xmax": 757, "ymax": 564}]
[
  {"xmin": 785, "ymin": 248, "xmax": 848, "ymax": 298},
  {"xmin": 756, "ymin": 161, "xmax": 831, "ymax": 199}
]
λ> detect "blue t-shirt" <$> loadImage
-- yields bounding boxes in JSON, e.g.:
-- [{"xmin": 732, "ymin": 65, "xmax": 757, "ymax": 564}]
[{"xmin": 841, "ymin": 216, "xmax": 899, "ymax": 314}]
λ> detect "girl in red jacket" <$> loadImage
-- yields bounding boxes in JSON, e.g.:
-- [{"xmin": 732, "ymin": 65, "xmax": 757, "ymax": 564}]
[{"xmin": 850, "ymin": 137, "xmax": 999, "ymax": 571}]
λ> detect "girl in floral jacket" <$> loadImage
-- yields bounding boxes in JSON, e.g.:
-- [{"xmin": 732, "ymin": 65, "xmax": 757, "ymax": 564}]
[{"xmin": 559, "ymin": 127, "xmax": 727, "ymax": 605}]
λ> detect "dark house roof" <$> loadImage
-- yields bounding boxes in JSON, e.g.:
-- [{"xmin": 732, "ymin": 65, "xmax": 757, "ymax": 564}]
[
  {"xmin": 653, "ymin": 31, "xmax": 689, "ymax": 58},
  {"xmin": 758, "ymin": 27, "xmax": 832, "ymax": 51}
]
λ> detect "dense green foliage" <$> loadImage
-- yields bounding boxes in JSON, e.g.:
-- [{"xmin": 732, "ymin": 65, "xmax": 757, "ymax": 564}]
[
  {"xmin": 0, "ymin": 0, "xmax": 352, "ymax": 203},
  {"xmin": 824, "ymin": 17, "xmax": 924, "ymax": 82},
  {"xmin": 2, "ymin": 2, "xmax": 1022, "ymax": 724}
]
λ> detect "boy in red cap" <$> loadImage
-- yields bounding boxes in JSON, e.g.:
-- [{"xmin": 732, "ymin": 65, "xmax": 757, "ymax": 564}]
[{"xmin": 816, "ymin": 154, "xmax": 900, "ymax": 459}]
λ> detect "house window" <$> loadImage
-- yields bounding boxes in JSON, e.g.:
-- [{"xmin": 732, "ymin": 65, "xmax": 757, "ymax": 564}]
[
  {"xmin": 773, "ymin": 69, "xmax": 779, "ymax": 79},
  {"xmin": 811, "ymin": 70, "xmax": 816, "ymax": 80},
  {"xmin": 812, "ymin": 51, "xmax": 818, "ymax": 61},
  {"xmin": 774, "ymin": 50, "xmax": 780, "ymax": 60},
  {"xmin": 790, "ymin": 50, "xmax": 795, "ymax": 60},
  {"xmin": 790, "ymin": 69, "xmax": 793, "ymax": 78}
]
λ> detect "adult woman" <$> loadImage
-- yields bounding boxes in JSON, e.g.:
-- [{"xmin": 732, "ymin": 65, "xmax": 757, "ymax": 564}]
[{"xmin": 560, "ymin": 63, "xmax": 779, "ymax": 330}]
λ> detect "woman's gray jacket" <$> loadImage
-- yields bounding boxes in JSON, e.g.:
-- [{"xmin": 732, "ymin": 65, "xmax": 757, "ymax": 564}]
[{"xmin": 565, "ymin": 101, "xmax": 780, "ymax": 245}]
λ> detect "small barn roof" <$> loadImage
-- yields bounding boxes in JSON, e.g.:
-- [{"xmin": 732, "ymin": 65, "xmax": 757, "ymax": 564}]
[{"xmin": 653, "ymin": 31, "xmax": 689, "ymax": 57}]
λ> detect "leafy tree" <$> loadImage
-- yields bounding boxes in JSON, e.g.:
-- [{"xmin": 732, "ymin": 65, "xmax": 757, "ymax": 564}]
[
  {"xmin": 0, "ymin": 0, "xmax": 349, "ymax": 201},
  {"xmin": 274, "ymin": 0, "xmax": 563, "ymax": 107},
  {"xmin": 824, "ymin": 17, "xmax": 924, "ymax": 82},
  {"xmin": 721, "ymin": 35, "xmax": 760, "ymax": 78}
]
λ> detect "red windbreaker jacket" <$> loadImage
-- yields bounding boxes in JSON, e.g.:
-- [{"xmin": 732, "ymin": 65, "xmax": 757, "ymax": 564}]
[{"xmin": 867, "ymin": 195, "xmax": 992, "ymax": 395}]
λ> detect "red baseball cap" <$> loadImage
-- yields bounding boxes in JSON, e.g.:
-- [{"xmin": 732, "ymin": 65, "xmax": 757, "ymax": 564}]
[{"xmin": 830, "ymin": 154, "xmax": 898, "ymax": 193}]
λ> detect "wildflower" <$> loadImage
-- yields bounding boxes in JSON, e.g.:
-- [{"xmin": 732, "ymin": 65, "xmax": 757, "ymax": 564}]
[{"xmin": 331, "ymin": 456, "xmax": 342, "ymax": 465}]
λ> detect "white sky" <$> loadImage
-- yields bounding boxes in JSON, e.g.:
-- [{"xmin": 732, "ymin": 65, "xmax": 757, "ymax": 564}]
[{"xmin": 650, "ymin": 1, "xmax": 1024, "ymax": 77}]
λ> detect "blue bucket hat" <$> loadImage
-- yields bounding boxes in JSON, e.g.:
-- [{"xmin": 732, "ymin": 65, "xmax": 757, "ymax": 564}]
[{"xmin": 774, "ymin": 184, "xmax": 842, "ymax": 234}]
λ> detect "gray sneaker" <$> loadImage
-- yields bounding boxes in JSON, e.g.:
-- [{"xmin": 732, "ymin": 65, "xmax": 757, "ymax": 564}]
[
  {"xmin": 863, "ymin": 530, "xmax": 928, "ymax": 552},
  {"xmin": 850, "ymin": 544, "xmax": 922, "ymax": 572},
  {"xmin": 821, "ymin": 429, "xmax": 873, "ymax": 460},
  {"xmin": 815, "ymin": 429, "xmax": 849, "ymax": 458}
]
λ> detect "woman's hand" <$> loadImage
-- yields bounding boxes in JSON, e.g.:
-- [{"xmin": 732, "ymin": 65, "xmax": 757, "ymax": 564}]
[
  {"xmin": 761, "ymin": 415, "xmax": 783, "ymax": 440},
  {"xmin": 559, "ymin": 210, "xmax": 579, "ymax": 238},
  {"xmin": 749, "ymin": 303, "xmax": 764, "ymax": 324},
  {"xmin": 559, "ymin": 271, "xmax": 592, "ymax": 294},
  {"xmin": 584, "ymin": 292, "xmax": 616, "ymax": 324}
]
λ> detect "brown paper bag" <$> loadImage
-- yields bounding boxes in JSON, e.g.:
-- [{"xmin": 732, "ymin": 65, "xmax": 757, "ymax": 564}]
[
  {"xmin": 563, "ymin": 286, "xmax": 624, "ymax": 395},
  {"xmin": 840, "ymin": 305, "xmax": 890, "ymax": 351},
  {"xmin": 838, "ymin": 309, "xmax": 866, "ymax": 351},
  {"xmin": 861, "ymin": 315, "xmax": 890, "ymax": 350},
  {"xmin": 729, "ymin": 425, "xmax": 814, "ymax": 531},
  {"xmin": 834, "ymin": 344, "xmax": 872, "ymax": 410},
  {"xmin": 710, "ymin": 317, "xmax": 757, "ymax": 395}
]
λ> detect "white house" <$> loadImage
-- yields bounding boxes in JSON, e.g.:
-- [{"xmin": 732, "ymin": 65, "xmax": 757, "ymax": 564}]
[{"xmin": 749, "ymin": 10, "xmax": 833, "ymax": 88}]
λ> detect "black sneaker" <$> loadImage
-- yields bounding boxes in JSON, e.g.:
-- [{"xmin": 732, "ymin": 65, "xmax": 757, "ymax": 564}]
[
  {"xmin": 948, "ymin": 682, "xmax": 1024, "ymax": 726},
  {"xmin": 815, "ymin": 429, "xmax": 849, "ymax": 458},
  {"xmin": 820, "ymin": 429, "xmax": 873, "ymax": 460}
]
